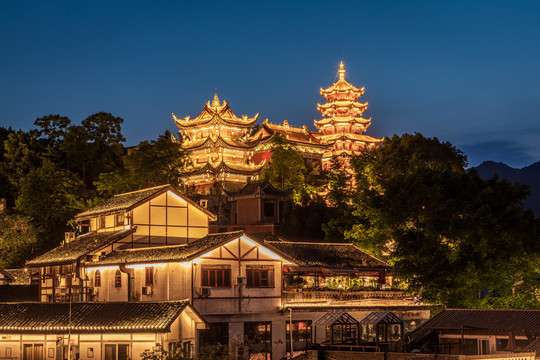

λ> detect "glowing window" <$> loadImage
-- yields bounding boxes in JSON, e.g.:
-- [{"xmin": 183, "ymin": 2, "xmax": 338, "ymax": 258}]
[{"xmin": 95, "ymin": 270, "xmax": 101, "ymax": 287}]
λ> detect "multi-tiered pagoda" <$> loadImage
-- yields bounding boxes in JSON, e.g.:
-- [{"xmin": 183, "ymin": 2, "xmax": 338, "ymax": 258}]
[
  {"xmin": 314, "ymin": 62, "xmax": 382, "ymax": 168},
  {"xmin": 173, "ymin": 92, "xmax": 262, "ymax": 193}
]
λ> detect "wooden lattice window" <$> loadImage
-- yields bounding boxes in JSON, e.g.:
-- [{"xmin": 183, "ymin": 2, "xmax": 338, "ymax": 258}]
[{"xmin": 95, "ymin": 270, "xmax": 101, "ymax": 287}]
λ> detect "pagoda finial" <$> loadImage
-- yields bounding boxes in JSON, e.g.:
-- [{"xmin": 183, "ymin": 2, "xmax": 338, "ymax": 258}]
[
  {"xmin": 211, "ymin": 89, "xmax": 220, "ymax": 107},
  {"xmin": 338, "ymin": 61, "xmax": 346, "ymax": 81}
]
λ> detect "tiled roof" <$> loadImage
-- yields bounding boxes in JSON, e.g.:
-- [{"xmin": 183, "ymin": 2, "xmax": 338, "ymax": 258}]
[
  {"xmin": 0, "ymin": 301, "xmax": 190, "ymax": 333},
  {"xmin": 3, "ymin": 268, "xmax": 31, "ymax": 285},
  {"xmin": 26, "ymin": 229, "xmax": 136, "ymax": 267},
  {"xmin": 88, "ymin": 231, "xmax": 244, "ymax": 266},
  {"xmin": 264, "ymin": 241, "xmax": 389, "ymax": 268},
  {"xmin": 76, "ymin": 185, "xmax": 170, "ymax": 217},
  {"xmin": 226, "ymin": 180, "xmax": 289, "ymax": 198},
  {"xmin": 418, "ymin": 309, "xmax": 540, "ymax": 334}
]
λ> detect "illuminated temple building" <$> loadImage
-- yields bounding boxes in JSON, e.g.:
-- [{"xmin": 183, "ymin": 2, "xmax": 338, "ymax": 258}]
[
  {"xmin": 314, "ymin": 61, "xmax": 382, "ymax": 168},
  {"xmin": 173, "ymin": 92, "xmax": 262, "ymax": 192},
  {"xmin": 174, "ymin": 62, "xmax": 382, "ymax": 192}
]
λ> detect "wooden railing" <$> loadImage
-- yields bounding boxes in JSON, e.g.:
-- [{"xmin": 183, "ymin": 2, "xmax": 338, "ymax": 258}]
[{"xmin": 282, "ymin": 290, "xmax": 408, "ymax": 303}]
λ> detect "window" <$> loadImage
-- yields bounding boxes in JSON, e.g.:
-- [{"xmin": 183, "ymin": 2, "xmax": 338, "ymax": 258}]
[
  {"xmin": 105, "ymin": 344, "xmax": 129, "ymax": 360},
  {"xmin": 115, "ymin": 270, "xmax": 122, "ymax": 288},
  {"xmin": 286, "ymin": 321, "xmax": 312, "ymax": 353},
  {"xmin": 201, "ymin": 265, "xmax": 231, "ymax": 287},
  {"xmin": 145, "ymin": 267, "xmax": 154, "ymax": 286},
  {"xmin": 95, "ymin": 270, "xmax": 101, "ymax": 287},
  {"xmin": 99, "ymin": 215, "xmax": 106, "ymax": 229},
  {"xmin": 116, "ymin": 213, "xmax": 124, "ymax": 226},
  {"xmin": 247, "ymin": 265, "xmax": 274, "ymax": 288}
]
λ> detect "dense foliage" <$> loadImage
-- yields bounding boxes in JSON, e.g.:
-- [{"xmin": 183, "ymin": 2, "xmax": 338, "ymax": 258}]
[
  {"xmin": 0, "ymin": 116, "xmax": 187, "ymax": 266},
  {"xmin": 344, "ymin": 133, "xmax": 540, "ymax": 308}
]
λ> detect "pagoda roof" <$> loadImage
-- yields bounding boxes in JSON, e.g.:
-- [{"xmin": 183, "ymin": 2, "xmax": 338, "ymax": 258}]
[
  {"xmin": 320, "ymin": 62, "xmax": 365, "ymax": 96},
  {"xmin": 186, "ymin": 134, "xmax": 261, "ymax": 151},
  {"xmin": 314, "ymin": 116, "xmax": 372, "ymax": 127},
  {"xmin": 187, "ymin": 160, "xmax": 263, "ymax": 177},
  {"xmin": 173, "ymin": 91, "xmax": 259, "ymax": 129},
  {"xmin": 317, "ymin": 100, "xmax": 368, "ymax": 112},
  {"xmin": 320, "ymin": 133, "xmax": 383, "ymax": 143}
]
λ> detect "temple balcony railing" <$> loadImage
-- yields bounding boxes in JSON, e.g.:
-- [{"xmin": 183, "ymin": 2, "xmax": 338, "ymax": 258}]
[{"xmin": 282, "ymin": 289, "xmax": 409, "ymax": 304}]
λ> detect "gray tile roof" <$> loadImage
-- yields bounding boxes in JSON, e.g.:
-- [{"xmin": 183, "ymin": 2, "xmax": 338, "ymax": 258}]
[
  {"xmin": 26, "ymin": 228, "xmax": 136, "ymax": 267},
  {"xmin": 76, "ymin": 185, "xmax": 170, "ymax": 217},
  {"xmin": 226, "ymin": 180, "xmax": 289, "ymax": 198},
  {"xmin": 88, "ymin": 231, "xmax": 244, "ymax": 266},
  {"xmin": 417, "ymin": 309, "xmax": 540, "ymax": 334},
  {"xmin": 3, "ymin": 268, "xmax": 31, "ymax": 285},
  {"xmin": 76, "ymin": 185, "xmax": 216, "ymax": 220},
  {"xmin": 264, "ymin": 241, "xmax": 389, "ymax": 268},
  {"xmin": 0, "ymin": 301, "xmax": 190, "ymax": 333}
]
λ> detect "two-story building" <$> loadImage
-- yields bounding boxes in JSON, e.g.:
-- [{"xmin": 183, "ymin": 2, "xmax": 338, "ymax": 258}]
[{"xmin": 15, "ymin": 185, "xmax": 431, "ymax": 360}]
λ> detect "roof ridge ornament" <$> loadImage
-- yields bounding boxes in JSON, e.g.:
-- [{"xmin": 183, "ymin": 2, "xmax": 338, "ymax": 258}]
[
  {"xmin": 338, "ymin": 61, "xmax": 346, "ymax": 81},
  {"xmin": 211, "ymin": 90, "xmax": 220, "ymax": 107}
]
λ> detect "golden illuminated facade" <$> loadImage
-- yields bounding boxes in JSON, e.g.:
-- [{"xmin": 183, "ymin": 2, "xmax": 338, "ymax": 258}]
[
  {"xmin": 174, "ymin": 62, "xmax": 383, "ymax": 192},
  {"xmin": 314, "ymin": 62, "xmax": 382, "ymax": 168},
  {"xmin": 173, "ymin": 92, "xmax": 263, "ymax": 192}
]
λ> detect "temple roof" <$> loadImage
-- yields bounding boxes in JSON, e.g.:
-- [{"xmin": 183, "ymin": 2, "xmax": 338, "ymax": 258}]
[
  {"xmin": 0, "ymin": 301, "xmax": 196, "ymax": 333},
  {"xmin": 314, "ymin": 116, "xmax": 372, "ymax": 127},
  {"xmin": 87, "ymin": 231, "xmax": 245, "ymax": 265},
  {"xmin": 173, "ymin": 91, "xmax": 259, "ymax": 129},
  {"xmin": 26, "ymin": 228, "xmax": 136, "ymax": 267},
  {"xmin": 264, "ymin": 241, "xmax": 389, "ymax": 269},
  {"xmin": 320, "ymin": 62, "xmax": 365, "ymax": 97},
  {"xmin": 187, "ymin": 160, "xmax": 263, "ymax": 177},
  {"xmin": 254, "ymin": 119, "xmax": 327, "ymax": 148},
  {"xmin": 320, "ymin": 133, "xmax": 383, "ymax": 144},
  {"xmin": 186, "ymin": 133, "xmax": 261, "ymax": 151},
  {"xmin": 317, "ymin": 100, "xmax": 368, "ymax": 112}
]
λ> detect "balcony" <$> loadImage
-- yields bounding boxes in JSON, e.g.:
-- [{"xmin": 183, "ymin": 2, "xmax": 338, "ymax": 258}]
[{"xmin": 282, "ymin": 289, "xmax": 410, "ymax": 306}]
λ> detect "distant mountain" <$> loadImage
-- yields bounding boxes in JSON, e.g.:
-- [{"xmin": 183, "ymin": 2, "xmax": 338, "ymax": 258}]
[{"xmin": 475, "ymin": 161, "xmax": 540, "ymax": 215}]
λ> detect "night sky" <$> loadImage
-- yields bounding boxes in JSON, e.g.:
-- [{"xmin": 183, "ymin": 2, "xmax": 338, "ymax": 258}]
[{"xmin": 1, "ymin": 1, "xmax": 540, "ymax": 168}]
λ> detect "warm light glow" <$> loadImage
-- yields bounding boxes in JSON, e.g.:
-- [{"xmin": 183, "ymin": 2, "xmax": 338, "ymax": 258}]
[
  {"xmin": 126, "ymin": 263, "xmax": 167, "ymax": 270},
  {"xmin": 167, "ymin": 191, "xmax": 187, "ymax": 204}
]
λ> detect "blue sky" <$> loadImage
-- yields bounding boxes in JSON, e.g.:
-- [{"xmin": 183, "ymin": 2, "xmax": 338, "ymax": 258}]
[{"xmin": 1, "ymin": 1, "xmax": 540, "ymax": 168}]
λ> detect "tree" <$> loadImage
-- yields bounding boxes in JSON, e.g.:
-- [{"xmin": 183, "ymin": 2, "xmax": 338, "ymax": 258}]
[
  {"xmin": 346, "ymin": 133, "xmax": 540, "ymax": 307},
  {"xmin": 261, "ymin": 135, "xmax": 310, "ymax": 203},
  {"xmin": 15, "ymin": 159, "xmax": 85, "ymax": 248},
  {"xmin": 95, "ymin": 131, "xmax": 190, "ymax": 197},
  {"xmin": 0, "ymin": 213, "xmax": 39, "ymax": 268}
]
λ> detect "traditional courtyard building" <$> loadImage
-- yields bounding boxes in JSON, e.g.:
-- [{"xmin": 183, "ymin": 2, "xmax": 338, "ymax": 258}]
[
  {"xmin": 173, "ymin": 92, "xmax": 263, "ymax": 193},
  {"xmin": 314, "ymin": 61, "xmax": 383, "ymax": 169}
]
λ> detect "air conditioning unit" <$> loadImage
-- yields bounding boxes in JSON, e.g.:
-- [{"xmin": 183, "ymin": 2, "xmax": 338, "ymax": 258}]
[
  {"xmin": 236, "ymin": 276, "xmax": 246, "ymax": 285},
  {"xmin": 142, "ymin": 286, "xmax": 153, "ymax": 296},
  {"xmin": 200, "ymin": 287, "xmax": 211, "ymax": 297}
]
